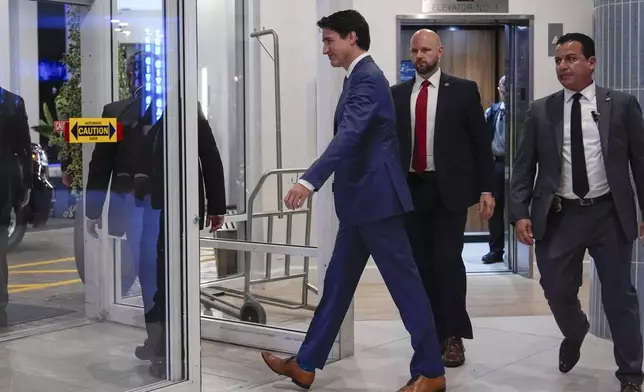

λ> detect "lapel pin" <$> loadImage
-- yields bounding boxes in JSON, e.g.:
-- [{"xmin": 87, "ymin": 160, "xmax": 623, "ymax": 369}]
[
  {"xmin": 605, "ymin": 96, "xmax": 611, "ymax": 102},
  {"xmin": 444, "ymin": 82, "xmax": 450, "ymax": 87}
]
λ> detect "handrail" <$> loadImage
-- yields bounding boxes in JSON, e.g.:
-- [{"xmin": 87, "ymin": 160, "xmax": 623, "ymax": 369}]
[
  {"xmin": 246, "ymin": 168, "xmax": 308, "ymax": 241},
  {"xmin": 250, "ymin": 29, "xmax": 284, "ymax": 213}
]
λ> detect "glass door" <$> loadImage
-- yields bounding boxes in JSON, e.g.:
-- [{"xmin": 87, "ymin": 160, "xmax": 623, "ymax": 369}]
[
  {"xmin": 79, "ymin": 0, "xmax": 201, "ymax": 389},
  {"xmin": 194, "ymin": 0, "xmax": 352, "ymax": 361}
]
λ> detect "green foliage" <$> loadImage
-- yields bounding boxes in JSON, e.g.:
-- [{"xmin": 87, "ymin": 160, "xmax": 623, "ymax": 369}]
[
  {"xmin": 118, "ymin": 45, "xmax": 132, "ymax": 100},
  {"xmin": 33, "ymin": 6, "xmax": 84, "ymax": 197},
  {"xmin": 33, "ymin": 9, "xmax": 131, "ymax": 216}
]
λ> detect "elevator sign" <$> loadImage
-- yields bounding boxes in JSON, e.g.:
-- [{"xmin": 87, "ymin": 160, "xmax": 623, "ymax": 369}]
[
  {"xmin": 421, "ymin": 0, "xmax": 509, "ymax": 13},
  {"xmin": 65, "ymin": 118, "xmax": 122, "ymax": 144}
]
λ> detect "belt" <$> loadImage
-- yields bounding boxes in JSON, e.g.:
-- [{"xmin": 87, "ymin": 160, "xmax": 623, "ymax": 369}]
[
  {"xmin": 557, "ymin": 192, "xmax": 612, "ymax": 209},
  {"xmin": 408, "ymin": 170, "xmax": 436, "ymax": 180}
]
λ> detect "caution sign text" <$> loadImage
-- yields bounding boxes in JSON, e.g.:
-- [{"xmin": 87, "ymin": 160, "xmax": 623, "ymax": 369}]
[{"xmin": 66, "ymin": 118, "xmax": 122, "ymax": 144}]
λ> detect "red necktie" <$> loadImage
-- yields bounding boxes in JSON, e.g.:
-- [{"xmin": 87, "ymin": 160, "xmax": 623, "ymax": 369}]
[{"xmin": 413, "ymin": 80, "xmax": 429, "ymax": 173}]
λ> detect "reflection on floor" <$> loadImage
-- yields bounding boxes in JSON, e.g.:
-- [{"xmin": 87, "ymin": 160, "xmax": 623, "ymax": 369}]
[
  {"xmin": 0, "ymin": 315, "xmax": 618, "ymax": 392},
  {"xmin": 0, "ymin": 272, "xmax": 596, "ymax": 391},
  {"xmin": 239, "ymin": 316, "xmax": 620, "ymax": 392}
]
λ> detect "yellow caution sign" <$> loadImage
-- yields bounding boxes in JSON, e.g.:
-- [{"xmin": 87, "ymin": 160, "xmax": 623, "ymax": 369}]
[{"xmin": 66, "ymin": 118, "xmax": 121, "ymax": 143}]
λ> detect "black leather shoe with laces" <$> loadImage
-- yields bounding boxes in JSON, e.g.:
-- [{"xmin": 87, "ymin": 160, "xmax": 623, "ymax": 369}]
[
  {"xmin": 621, "ymin": 381, "xmax": 643, "ymax": 392},
  {"xmin": 558, "ymin": 324, "xmax": 589, "ymax": 373}
]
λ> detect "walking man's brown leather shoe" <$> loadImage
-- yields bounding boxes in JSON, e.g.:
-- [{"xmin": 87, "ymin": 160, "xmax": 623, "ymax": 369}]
[
  {"xmin": 397, "ymin": 375, "xmax": 447, "ymax": 392},
  {"xmin": 261, "ymin": 352, "xmax": 315, "ymax": 389}
]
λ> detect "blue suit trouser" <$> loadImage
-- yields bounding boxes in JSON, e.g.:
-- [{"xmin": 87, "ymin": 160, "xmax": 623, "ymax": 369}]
[
  {"xmin": 123, "ymin": 194, "xmax": 161, "ymax": 313},
  {"xmin": 297, "ymin": 214, "xmax": 444, "ymax": 378}
]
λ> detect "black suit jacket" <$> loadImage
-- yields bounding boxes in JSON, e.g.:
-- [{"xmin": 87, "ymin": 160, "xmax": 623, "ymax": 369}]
[
  {"xmin": 148, "ymin": 103, "xmax": 227, "ymax": 228},
  {"xmin": 509, "ymin": 86, "xmax": 644, "ymax": 242},
  {"xmin": 0, "ymin": 89, "xmax": 32, "ymax": 201},
  {"xmin": 86, "ymin": 97, "xmax": 225, "ymax": 235},
  {"xmin": 390, "ymin": 73, "xmax": 494, "ymax": 212}
]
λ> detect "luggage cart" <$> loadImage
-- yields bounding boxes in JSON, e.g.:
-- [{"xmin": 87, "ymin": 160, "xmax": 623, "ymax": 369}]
[{"xmin": 199, "ymin": 168, "xmax": 318, "ymax": 324}]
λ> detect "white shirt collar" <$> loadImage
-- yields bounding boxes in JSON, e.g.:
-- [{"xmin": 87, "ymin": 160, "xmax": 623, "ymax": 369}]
[
  {"xmin": 347, "ymin": 53, "xmax": 370, "ymax": 78},
  {"xmin": 415, "ymin": 68, "xmax": 442, "ymax": 89},
  {"xmin": 564, "ymin": 81, "xmax": 596, "ymax": 102}
]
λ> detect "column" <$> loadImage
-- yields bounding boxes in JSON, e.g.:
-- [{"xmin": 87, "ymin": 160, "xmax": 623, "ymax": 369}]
[
  {"xmin": 11, "ymin": 0, "xmax": 40, "ymax": 143},
  {"xmin": 0, "ymin": 0, "xmax": 40, "ymax": 135},
  {"xmin": 589, "ymin": 0, "xmax": 644, "ymax": 340}
]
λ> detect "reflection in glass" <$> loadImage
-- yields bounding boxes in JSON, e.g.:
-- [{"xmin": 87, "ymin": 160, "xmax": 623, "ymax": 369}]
[
  {"xmin": 197, "ymin": 0, "xmax": 320, "ymax": 336},
  {"xmin": 0, "ymin": 0, "xmax": 189, "ymax": 389}
]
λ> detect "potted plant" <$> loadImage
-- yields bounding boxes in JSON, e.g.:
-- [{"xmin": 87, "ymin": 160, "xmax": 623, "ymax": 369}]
[{"xmin": 35, "ymin": 7, "xmax": 131, "ymax": 283}]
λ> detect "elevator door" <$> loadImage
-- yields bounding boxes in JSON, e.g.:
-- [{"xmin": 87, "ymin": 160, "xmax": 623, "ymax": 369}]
[
  {"xmin": 396, "ymin": 15, "xmax": 534, "ymax": 276},
  {"xmin": 506, "ymin": 23, "xmax": 533, "ymax": 277},
  {"xmin": 435, "ymin": 26, "xmax": 502, "ymax": 236}
]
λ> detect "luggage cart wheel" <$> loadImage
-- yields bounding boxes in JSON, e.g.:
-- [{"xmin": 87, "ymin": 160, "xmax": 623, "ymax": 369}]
[{"xmin": 239, "ymin": 301, "xmax": 267, "ymax": 324}]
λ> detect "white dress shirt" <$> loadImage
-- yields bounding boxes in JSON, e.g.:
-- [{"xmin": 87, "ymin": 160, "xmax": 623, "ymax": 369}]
[
  {"xmin": 556, "ymin": 82, "xmax": 610, "ymax": 199},
  {"xmin": 298, "ymin": 53, "xmax": 371, "ymax": 191},
  {"xmin": 409, "ymin": 69, "xmax": 441, "ymax": 172}
]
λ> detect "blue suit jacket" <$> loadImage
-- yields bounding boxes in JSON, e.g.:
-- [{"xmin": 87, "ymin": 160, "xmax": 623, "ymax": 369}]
[{"xmin": 301, "ymin": 56, "xmax": 413, "ymax": 225}]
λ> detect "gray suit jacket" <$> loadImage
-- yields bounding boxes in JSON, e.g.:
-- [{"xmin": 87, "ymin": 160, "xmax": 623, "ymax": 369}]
[{"xmin": 509, "ymin": 86, "xmax": 644, "ymax": 242}]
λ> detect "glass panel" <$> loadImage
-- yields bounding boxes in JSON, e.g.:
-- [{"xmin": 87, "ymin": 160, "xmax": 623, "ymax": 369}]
[
  {"xmin": 0, "ymin": 0, "xmax": 194, "ymax": 389},
  {"xmin": 197, "ymin": 0, "xmax": 319, "ymax": 336},
  {"xmin": 507, "ymin": 22, "xmax": 533, "ymax": 276}
]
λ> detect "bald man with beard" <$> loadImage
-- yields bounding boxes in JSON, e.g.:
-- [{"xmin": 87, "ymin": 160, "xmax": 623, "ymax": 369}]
[{"xmin": 391, "ymin": 29, "xmax": 495, "ymax": 367}]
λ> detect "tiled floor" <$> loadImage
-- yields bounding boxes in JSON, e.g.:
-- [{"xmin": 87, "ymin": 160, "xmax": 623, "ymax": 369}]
[
  {"xmin": 239, "ymin": 316, "xmax": 621, "ymax": 392},
  {"xmin": 0, "ymin": 272, "xmax": 612, "ymax": 392},
  {"xmin": 0, "ymin": 314, "xmax": 619, "ymax": 391}
]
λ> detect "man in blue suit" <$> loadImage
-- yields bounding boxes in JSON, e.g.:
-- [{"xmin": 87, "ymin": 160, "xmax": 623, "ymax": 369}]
[{"xmin": 260, "ymin": 10, "xmax": 446, "ymax": 392}]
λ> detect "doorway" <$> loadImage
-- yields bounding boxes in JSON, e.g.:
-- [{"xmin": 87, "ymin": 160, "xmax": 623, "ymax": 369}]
[{"xmin": 396, "ymin": 14, "xmax": 534, "ymax": 277}]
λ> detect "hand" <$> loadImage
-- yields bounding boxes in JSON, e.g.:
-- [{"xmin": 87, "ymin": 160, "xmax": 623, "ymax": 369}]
[
  {"xmin": 284, "ymin": 183, "xmax": 312, "ymax": 210},
  {"xmin": 478, "ymin": 193, "xmax": 495, "ymax": 221},
  {"xmin": 206, "ymin": 215, "xmax": 225, "ymax": 232},
  {"xmin": 21, "ymin": 189, "xmax": 30, "ymax": 208},
  {"xmin": 62, "ymin": 173, "xmax": 72, "ymax": 187},
  {"xmin": 87, "ymin": 218, "xmax": 102, "ymax": 239},
  {"xmin": 515, "ymin": 218, "xmax": 534, "ymax": 245}
]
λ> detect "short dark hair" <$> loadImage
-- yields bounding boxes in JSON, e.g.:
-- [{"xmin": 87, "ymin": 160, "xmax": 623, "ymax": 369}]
[
  {"xmin": 317, "ymin": 10, "xmax": 370, "ymax": 51},
  {"xmin": 556, "ymin": 33, "xmax": 595, "ymax": 59}
]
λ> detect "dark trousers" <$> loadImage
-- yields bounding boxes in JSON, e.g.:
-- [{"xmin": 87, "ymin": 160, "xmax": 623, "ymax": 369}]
[
  {"xmin": 297, "ymin": 215, "xmax": 444, "ymax": 379},
  {"xmin": 144, "ymin": 211, "xmax": 166, "ymax": 359},
  {"xmin": 535, "ymin": 198, "xmax": 643, "ymax": 383},
  {"xmin": 405, "ymin": 172, "xmax": 472, "ymax": 341},
  {"xmin": 488, "ymin": 158, "xmax": 505, "ymax": 254},
  {"xmin": 0, "ymin": 157, "xmax": 17, "ymax": 310}
]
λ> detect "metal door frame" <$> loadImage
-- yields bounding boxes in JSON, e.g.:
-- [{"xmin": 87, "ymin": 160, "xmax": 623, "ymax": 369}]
[{"xmin": 395, "ymin": 13, "xmax": 535, "ymax": 277}]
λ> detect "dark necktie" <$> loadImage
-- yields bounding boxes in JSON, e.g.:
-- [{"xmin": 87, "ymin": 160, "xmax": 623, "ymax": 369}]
[
  {"xmin": 571, "ymin": 93, "xmax": 589, "ymax": 198},
  {"xmin": 413, "ymin": 80, "xmax": 429, "ymax": 173}
]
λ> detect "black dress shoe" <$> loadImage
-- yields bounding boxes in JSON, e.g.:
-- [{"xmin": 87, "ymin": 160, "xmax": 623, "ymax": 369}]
[
  {"xmin": 621, "ymin": 381, "xmax": 643, "ymax": 392},
  {"xmin": 481, "ymin": 251, "xmax": 504, "ymax": 264},
  {"xmin": 559, "ymin": 336, "xmax": 585, "ymax": 373}
]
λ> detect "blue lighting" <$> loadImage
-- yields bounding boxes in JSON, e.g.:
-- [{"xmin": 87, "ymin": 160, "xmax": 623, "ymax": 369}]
[
  {"xmin": 38, "ymin": 60, "xmax": 68, "ymax": 82},
  {"xmin": 139, "ymin": 28, "xmax": 165, "ymax": 122}
]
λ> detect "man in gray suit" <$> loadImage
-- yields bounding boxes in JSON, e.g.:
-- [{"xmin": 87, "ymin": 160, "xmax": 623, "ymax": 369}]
[{"xmin": 510, "ymin": 33, "xmax": 644, "ymax": 392}]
